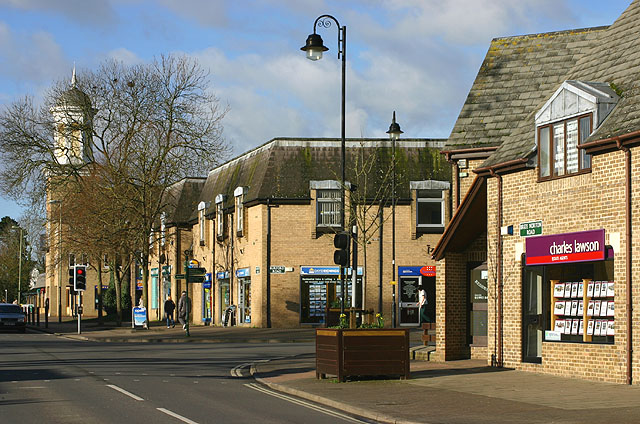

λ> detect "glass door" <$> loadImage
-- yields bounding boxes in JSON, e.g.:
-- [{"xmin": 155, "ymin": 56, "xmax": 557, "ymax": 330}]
[
  {"xmin": 469, "ymin": 264, "xmax": 488, "ymax": 346},
  {"xmin": 523, "ymin": 266, "xmax": 544, "ymax": 363},
  {"xmin": 399, "ymin": 276, "xmax": 420, "ymax": 326}
]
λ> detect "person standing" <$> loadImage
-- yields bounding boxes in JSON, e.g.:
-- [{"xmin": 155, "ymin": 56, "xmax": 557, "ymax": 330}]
[
  {"xmin": 419, "ymin": 286, "xmax": 429, "ymax": 324},
  {"xmin": 164, "ymin": 296, "xmax": 175, "ymax": 328},
  {"xmin": 177, "ymin": 291, "xmax": 190, "ymax": 330}
]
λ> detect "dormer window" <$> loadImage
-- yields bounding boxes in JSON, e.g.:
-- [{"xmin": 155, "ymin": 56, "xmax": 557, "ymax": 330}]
[
  {"xmin": 198, "ymin": 201, "xmax": 210, "ymax": 246},
  {"xmin": 234, "ymin": 187, "xmax": 247, "ymax": 236},
  {"xmin": 536, "ymin": 81, "xmax": 618, "ymax": 181},
  {"xmin": 215, "ymin": 194, "xmax": 226, "ymax": 241}
]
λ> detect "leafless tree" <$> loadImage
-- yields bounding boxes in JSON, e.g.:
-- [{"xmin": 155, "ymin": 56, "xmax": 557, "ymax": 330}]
[{"xmin": 0, "ymin": 54, "xmax": 230, "ymax": 321}]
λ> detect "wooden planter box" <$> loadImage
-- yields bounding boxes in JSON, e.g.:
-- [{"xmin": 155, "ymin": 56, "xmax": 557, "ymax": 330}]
[{"xmin": 316, "ymin": 328, "xmax": 410, "ymax": 382}]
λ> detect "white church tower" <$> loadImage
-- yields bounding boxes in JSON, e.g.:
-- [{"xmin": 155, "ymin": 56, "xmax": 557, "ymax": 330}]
[{"xmin": 51, "ymin": 66, "xmax": 94, "ymax": 165}]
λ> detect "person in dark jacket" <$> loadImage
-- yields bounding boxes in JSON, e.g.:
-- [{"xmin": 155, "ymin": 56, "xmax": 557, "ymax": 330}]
[
  {"xmin": 177, "ymin": 291, "xmax": 190, "ymax": 330},
  {"xmin": 164, "ymin": 296, "xmax": 175, "ymax": 328}
]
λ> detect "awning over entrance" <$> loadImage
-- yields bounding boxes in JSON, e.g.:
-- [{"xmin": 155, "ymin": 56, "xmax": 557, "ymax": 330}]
[{"xmin": 432, "ymin": 175, "xmax": 487, "ymax": 261}]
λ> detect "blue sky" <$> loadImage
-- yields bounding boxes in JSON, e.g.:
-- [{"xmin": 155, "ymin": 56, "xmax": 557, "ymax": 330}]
[{"xmin": 0, "ymin": 0, "xmax": 633, "ymax": 220}]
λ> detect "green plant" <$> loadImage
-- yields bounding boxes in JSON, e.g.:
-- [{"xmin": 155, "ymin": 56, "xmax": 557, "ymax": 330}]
[{"xmin": 339, "ymin": 313, "xmax": 348, "ymax": 329}]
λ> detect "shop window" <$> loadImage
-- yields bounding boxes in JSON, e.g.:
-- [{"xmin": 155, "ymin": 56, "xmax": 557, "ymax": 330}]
[
  {"xmin": 416, "ymin": 189, "xmax": 445, "ymax": 232},
  {"xmin": 538, "ymin": 115, "xmax": 592, "ymax": 179},
  {"xmin": 535, "ymin": 259, "xmax": 615, "ymax": 345},
  {"xmin": 317, "ymin": 189, "xmax": 342, "ymax": 228}
]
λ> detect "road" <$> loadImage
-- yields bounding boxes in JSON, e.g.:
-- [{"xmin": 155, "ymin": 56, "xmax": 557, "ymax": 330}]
[{"xmin": 0, "ymin": 331, "xmax": 370, "ymax": 424}]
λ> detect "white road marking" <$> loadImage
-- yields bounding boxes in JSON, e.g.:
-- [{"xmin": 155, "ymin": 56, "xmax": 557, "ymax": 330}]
[
  {"xmin": 106, "ymin": 384, "xmax": 144, "ymax": 401},
  {"xmin": 157, "ymin": 408, "xmax": 199, "ymax": 424},
  {"xmin": 244, "ymin": 383, "xmax": 368, "ymax": 423},
  {"xmin": 230, "ymin": 363, "xmax": 251, "ymax": 377}
]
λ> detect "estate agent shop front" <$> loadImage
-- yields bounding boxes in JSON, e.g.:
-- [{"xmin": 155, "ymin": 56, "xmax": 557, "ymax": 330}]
[{"xmin": 522, "ymin": 229, "xmax": 614, "ymax": 364}]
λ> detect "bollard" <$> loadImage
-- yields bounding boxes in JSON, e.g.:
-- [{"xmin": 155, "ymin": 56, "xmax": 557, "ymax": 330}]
[
  {"xmin": 45, "ymin": 304, "xmax": 49, "ymax": 328},
  {"xmin": 37, "ymin": 307, "xmax": 40, "ymax": 326}
]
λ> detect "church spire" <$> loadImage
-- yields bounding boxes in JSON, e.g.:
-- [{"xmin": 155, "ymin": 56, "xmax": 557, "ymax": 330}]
[{"xmin": 71, "ymin": 63, "xmax": 77, "ymax": 88}]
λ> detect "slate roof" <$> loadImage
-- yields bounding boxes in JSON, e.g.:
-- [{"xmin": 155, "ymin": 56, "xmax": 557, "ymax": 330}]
[
  {"xmin": 162, "ymin": 177, "xmax": 206, "ymax": 227},
  {"xmin": 473, "ymin": 0, "xmax": 640, "ymax": 169},
  {"xmin": 445, "ymin": 27, "xmax": 605, "ymax": 154},
  {"xmin": 192, "ymin": 137, "xmax": 451, "ymax": 220}
]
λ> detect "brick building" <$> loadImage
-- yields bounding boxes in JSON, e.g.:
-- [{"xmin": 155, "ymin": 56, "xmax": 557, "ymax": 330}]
[
  {"xmin": 434, "ymin": 1, "xmax": 640, "ymax": 384},
  {"xmin": 148, "ymin": 137, "xmax": 451, "ymax": 328}
]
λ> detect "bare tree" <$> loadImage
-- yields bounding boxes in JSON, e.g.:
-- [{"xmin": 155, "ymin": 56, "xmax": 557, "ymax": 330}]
[{"xmin": 0, "ymin": 54, "xmax": 230, "ymax": 321}]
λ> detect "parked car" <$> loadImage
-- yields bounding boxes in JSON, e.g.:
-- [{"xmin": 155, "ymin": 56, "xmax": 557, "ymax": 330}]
[{"xmin": 0, "ymin": 303, "xmax": 26, "ymax": 333}]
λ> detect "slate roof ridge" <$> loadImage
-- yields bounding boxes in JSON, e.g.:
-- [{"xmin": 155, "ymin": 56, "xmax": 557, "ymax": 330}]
[{"xmin": 490, "ymin": 25, "xmax": 609, "ymax": 43}]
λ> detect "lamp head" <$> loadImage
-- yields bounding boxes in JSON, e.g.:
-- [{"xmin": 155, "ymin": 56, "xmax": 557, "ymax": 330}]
[
  {"xmin": 301, "ymin": 33, "xmax": 328, "ymax": 61},
  {"xmin": 386, "ymin": 111, "xmax": 403, "ymax": 141}
]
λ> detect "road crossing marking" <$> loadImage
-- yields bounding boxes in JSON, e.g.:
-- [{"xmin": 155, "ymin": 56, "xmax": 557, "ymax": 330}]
[
  {"xmin": 106, "ymin": 384, "xmax": 144, "ymax": 401},
  {"xmin": 157, "ymin": 408, "xmax": 199, "ymax": 424},
  {"xmin": 244, "ymin": 383, "xmax": 369, "ymax": 423}
]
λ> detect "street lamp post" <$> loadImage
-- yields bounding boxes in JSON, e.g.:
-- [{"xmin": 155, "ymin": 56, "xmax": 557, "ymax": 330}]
[
  {"xmin": 49, "ymin": 199, "xmax": 63, "ymax": 322},
  {"xmin": 387, "ymin": 112, "xmax": 403, "ymax": 328},
  {"xmin": 301, "ymin": 14, "xmax": 348, "ymax": 314},
  {"xmin": 12, "ymin": 226, "xmax": 23, "ymax": 304}
]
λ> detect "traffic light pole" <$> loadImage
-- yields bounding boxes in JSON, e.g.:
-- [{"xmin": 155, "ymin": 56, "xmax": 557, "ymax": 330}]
[
  {"xmin": 77, "ymin": 291, "xmax": 82, "ymax": 335},
  {"xmin": 184, "ymin": 253, "xmax": 190, "ymax": 337}
]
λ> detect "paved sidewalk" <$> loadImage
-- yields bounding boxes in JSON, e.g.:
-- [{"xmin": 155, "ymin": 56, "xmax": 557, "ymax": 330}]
[{"xmin": 28, "ymin": 319, "xmax": 640, "ymax": 424}]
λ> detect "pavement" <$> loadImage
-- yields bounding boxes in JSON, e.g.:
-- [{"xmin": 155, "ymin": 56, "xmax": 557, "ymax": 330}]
[{"xmin": 28, "ymin": 317, "xmax": 640, "ymax": 424}]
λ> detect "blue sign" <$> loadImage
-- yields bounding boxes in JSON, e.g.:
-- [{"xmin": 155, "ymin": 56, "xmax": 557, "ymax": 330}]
[
  {"xmin": 398, "ymin": 266, "xmax": 436, "ymax": 277},
  {"xmin": 204, "ymin": 273, "xmax": 212, "ymax": 289},
  {"xmin": 300, "ymin": 266, "xmax": 363, "ymax": 276},
  {"xmin": 216, "ymin": 271, "xmax": 230, "ymax": 280},
  {"xmin": 236, "ymin": 267, "xmax": 251, "ymax": 278},
  {"xmin": 133, "ymin": 307, "xmax": 147, "ymax": 329}
]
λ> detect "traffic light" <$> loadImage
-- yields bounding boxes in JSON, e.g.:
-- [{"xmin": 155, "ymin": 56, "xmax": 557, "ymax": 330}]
[
  {"xmin": 74, "ymin": 265, "xmax": 86, "ymax": 291},
  {"xmin": 68, "ymin": 268, "xmax": 75, "ymax": 286},
  {"xmin": 333, "ymin": 232, "xmax": 350, "ymax": 266}
]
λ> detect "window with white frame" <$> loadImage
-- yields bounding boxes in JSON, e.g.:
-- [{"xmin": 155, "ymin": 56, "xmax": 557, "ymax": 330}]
[
  {"xmin": 412, "ymin": 180, "xmax": 449, "ymax": 233},
  {"xmin": 198, "ymin": 201, "xmax": 207, "ymax": 245},
  {"xmin": 317, "ymin": 189, "xmax": 342, "ymax": 228},
  {"xmin": 160, "ymin": 212, "xmax": 166, "ymax": 247},
  {"xmin": 417, "ymin": 190, "xmax": 445, "ymax": 230},
  {"xmin": 234, "ymin": 187, "xmax": 246, "ymax": 236},
  {"xmin": 215, "ymin": 194, "xmax": 225, "ymax": 240}
]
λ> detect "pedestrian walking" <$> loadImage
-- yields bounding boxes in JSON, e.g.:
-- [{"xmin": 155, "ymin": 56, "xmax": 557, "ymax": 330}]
[
  {"xmin": 419, "ymin": 286, "xmax": 429, "ymax": 324},
  {"xmin": 164, "ymin": 296, "xmax": 175, "ymax": 328},
  {"xmin": 177, "ymin": 291, "xmax": 190, "ymax": 330}
]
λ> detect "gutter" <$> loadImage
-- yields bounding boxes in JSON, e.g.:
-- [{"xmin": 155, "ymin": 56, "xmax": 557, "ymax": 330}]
[{"xmin": 489, "ymin": 168, "xmax": 504, "ymax": 368}]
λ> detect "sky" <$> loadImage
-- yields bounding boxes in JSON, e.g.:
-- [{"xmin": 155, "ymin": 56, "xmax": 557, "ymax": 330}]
[{"xmin": 0, "ymin": 0, "xmax": 633, "ymax": 220}]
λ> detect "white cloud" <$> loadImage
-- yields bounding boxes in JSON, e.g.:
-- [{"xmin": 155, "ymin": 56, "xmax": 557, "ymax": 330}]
[
  {"xmin": 157, "ymin": 0, "xmax": 228, "ymax": 28},
  {"xmin": 107, "ymin": 47, "xmax": 142, "ymax": 66},
  {"xmin": 0, "ymin": 22, "xmax": 69, "ymax": 84}
]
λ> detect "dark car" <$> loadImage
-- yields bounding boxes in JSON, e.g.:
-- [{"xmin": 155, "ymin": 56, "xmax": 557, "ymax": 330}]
[{"xmin": 0, "ymin": 303, "xmax": 26, "ymax": 333}]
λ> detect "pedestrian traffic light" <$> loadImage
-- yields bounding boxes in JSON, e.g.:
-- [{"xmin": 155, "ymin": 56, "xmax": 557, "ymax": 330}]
[
  {"xmin": 74, "ymin": 265, "xmax": 86, "ymax": 291},
  {"xmin": 333, "ymin": 232, "xmax": 350, "ymax": 266}
]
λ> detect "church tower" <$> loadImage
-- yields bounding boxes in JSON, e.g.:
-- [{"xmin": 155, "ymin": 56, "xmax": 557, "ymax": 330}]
[{"xmin": 50, "ymin": 66, "xmax": 94, "ymax": 165}]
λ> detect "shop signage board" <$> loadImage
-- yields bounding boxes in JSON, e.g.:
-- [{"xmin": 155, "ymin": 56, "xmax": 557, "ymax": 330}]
[
  {"xmin": 216, "ymin": 271, "xmax": 230, "ymax": 280},
  {"xmin": 398, "ymin": 266, "xmax": 436, "ymax": 277},
  {"xmin": 236, "ymin": 268, "xmax": 251, "ymax": 278},
  {"xmin": 520, "ymin": 220, "xmax": 543, "ymax": 237},
  {"xmin": 525, "ymin": 229, "xmax": 605, "ymax": 266},
  {"xmin": 300, "ymin": 266, "xmax": 364, "ymax": 276},
  {"xmin": 270, "ymin": 266, "xmax": 286, "ymax": 274}
]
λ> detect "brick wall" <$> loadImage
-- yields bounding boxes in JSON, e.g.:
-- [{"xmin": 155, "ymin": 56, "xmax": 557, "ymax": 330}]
[{"xmin": 481, "ymin": 148, "xmax": 635, "ymax": 383}]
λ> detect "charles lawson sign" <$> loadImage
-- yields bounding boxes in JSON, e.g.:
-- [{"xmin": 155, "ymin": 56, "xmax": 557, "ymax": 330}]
[{"xmin": 525, "ymin": 229, "xmax": 605, "ymax": 266}]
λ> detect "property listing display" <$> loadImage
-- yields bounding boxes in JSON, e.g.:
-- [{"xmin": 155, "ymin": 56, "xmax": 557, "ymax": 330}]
[{"xmin": 550, "ymin": 279, "xmax": 614, "ymax": 343}]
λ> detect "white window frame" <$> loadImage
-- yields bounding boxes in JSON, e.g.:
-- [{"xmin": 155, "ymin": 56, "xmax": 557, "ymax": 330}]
[
  {"xmin": 411, "ymin": 180, "xmax": 449, "ymax": 232},
  {"xmin": 311, "ymin": 180, "xmax": 342, "ymax": 229},
  {"xmin": 160, "ymin": 212, "xmax": 166, "ymax": 247},
  {"xmin": 234, "ymin": 187, "xmax": 246, "ymax": 236},
  {"xmin": 215, "ymin": 194, "xmax": 225, "ymax": 240}
]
